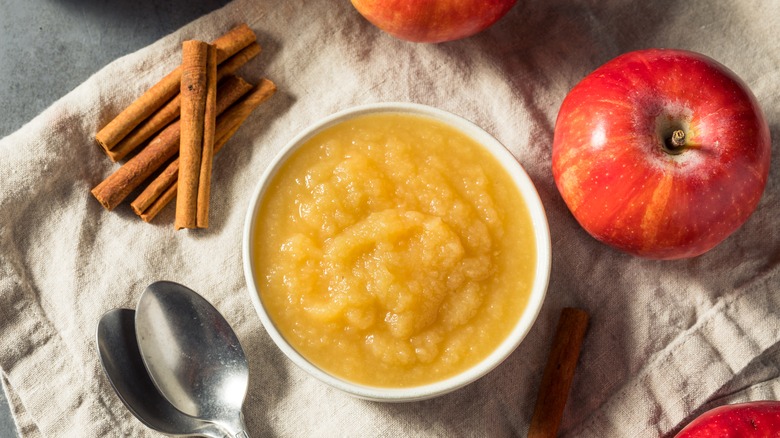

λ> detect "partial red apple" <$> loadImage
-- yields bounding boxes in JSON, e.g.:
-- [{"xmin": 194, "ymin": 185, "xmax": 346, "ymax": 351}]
[
  {"xmin": 676, "ymin": 401, "xmax": 780, "ymax": 437},
  {"xmin": 552, "ymin": 49, "xmax": 771, "ymax": 259},
  {"xmin": 350, "ymin": 0, "xmax": 516, "ymax": 43}
]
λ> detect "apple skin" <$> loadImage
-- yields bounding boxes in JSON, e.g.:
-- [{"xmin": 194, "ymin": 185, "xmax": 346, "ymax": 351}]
[
  {"xmin": 350, "ymin": 0, "xmax": 516, "ymax": 43},
  {"xmin": 552, "ymin": 49, "xmax": 771, "ymax": 259},
  {"xmin": 675, "ymin": 401, "xmax": 780, "ymax": 437}
]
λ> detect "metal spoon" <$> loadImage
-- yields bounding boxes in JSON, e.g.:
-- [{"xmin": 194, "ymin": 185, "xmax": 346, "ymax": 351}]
[
  {"xmin": 135, "ymin": 281, "xmax": 249, "ymax": 438},
  {"xmin": 96, "ymin": 308, "xmax": 226, "ymax": 437}
]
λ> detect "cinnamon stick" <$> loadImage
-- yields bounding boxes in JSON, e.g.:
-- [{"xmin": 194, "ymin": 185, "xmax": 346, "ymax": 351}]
[
  {"xmin": 104, "ymin": 41, "xmax": 262, "ymax": 162},
  {"xmin": 139, "ymin": 179, "xmax": 178, "ymax": 223},
  {"xmin": 131, "ymin": 79, "xmax": 277, "ymax": 222},
  {"xmin": 217, "ymin": 42, "xmax": 261, "ymax": 79},
  {"xmin": 217, "ymin": 78, "xmax": 277, "ymax": 132},
  {"xmin": 91, "ymin": 75, "xmax": 252, "ymax": 210},
  {"xmin": 95, "ymin": 23, "xmax": 256, "ymax": 152},
  {"xmin": 131, "ymin": 158, "xmax": 180, "ymax": 216},
  {"xmin": 105, "ymin": 94, "xmax": 181, "ymax": 162},
  {"xmin": 195, "ymin": 45, "xmax": 218, "ymax": 228},
  {"xmin": 211, "ymin": 23, "xmax": 256, "ymax": 64},
  {"xmin": 527, "ymin": 308, "xmax": 589, "ymax": 438},
  {"xmin": 175, "ymin": 41, "xmax": 210, "ymax": 230}
]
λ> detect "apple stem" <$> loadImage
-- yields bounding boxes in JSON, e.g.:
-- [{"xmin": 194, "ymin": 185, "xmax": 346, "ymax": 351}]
[
  {"xmin": 670, "ymin": 129, "xmax": 686, "ymax": 148},
  {"xmin": 662, "ymin": 129, "xmax": 688, "ymax": 155}
]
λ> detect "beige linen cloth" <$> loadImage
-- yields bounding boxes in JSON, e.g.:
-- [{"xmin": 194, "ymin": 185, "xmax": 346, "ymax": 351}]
[{"xmin": 1, "ymin": 0, "xmax": 779, "ymax": 436}]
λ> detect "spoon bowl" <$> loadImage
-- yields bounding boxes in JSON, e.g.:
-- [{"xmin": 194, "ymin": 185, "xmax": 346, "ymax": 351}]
[
  {"xmin": 96, "ymin": 308, "xmax": 224, "ymax": 437},
  {"xmin": 135, "ymin": 281, "xmax": 249, "ymax": 437}
]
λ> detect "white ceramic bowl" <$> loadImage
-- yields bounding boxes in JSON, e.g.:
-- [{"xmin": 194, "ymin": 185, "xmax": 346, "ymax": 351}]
[{"xmin": 243, "ymin": 102, "xmax": 551, "ymax": 402}]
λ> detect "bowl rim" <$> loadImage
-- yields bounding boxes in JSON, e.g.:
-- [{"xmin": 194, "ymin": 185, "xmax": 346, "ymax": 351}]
[{"xmin": 242, "ymin": 102, "xmax": 551, "ymax": 402}]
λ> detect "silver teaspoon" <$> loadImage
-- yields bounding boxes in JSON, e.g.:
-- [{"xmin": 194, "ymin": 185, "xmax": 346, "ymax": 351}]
[
  {"xmin": 96, "ymin": 308, "xmax": 225, "ymax": 437},
  {"xmin": 135, "ymin": 281, "xmax": 249, "ymax": 438}
]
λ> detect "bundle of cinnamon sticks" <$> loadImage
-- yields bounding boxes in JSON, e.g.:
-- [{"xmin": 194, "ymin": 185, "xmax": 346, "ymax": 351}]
[{"xmin": 91, "ymin": 23, "xmax": 276, "ymax": 229}]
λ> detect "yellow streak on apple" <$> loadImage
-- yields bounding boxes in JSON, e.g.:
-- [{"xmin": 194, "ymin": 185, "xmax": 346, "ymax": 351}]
[
  {"xmin": 640, "ymin": 171, "xmax": 673, "ymax": 249},
  {"xmin": 558, "ymin": 164, "xmax": 584, "ymax": 212}
]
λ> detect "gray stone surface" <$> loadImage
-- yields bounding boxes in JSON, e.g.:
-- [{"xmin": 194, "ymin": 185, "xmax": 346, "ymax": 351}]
[
  {"xmin": 0, "ymin": 389, "xmax": 12, "ymax": 438},
  {"xmin": 0, "ymin": 0, "xmax": 229, "ymax": 435}
]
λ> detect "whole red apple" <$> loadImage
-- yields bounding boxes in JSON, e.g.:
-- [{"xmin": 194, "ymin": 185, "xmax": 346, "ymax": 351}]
[
  {"xmin": 350, "ymin": 0, "xmax": 516, "ymax": 43},
  {"xmin": 675, "ymin": 401, "xmax": 780, "ymax": 437},
  {"xmin": 552, "ymin": 49, "xmax": 771, "ymax": 259}
]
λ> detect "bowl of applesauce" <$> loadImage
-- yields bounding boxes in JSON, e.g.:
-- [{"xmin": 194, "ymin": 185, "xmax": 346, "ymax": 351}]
[{"xmin": 243, "ymin": 103, "xmax": 551, "ymax": 401}]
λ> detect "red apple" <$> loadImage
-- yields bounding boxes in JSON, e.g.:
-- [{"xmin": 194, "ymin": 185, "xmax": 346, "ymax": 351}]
[
  {"xmin": 675, "ymin": 401, "xmax": 780, "ymax": 437},
  {"xmin": 552, "ymin": 49, "xmax": 771, "ymax": 259},
  {"xmin": 350, "ymin": 0, "xmax": 516, "ymax": 43}
]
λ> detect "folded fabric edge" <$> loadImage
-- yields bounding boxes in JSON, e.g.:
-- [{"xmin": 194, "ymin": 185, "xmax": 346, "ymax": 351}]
[
  {"xmin": 668, "ymin": 353, "xmax": 780, "ymax": 436},
  {"xmin": 566, "ymin": 269, "xmax": 780, "ymax": 437},
  {"xmin": 2, "ymin": 371, "xmax": 39, "ymax": 438}
]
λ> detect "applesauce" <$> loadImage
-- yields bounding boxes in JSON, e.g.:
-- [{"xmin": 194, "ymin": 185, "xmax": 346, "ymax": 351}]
[{"xmin": 253, "ymin": 112, "xmax": 536, "ymax": 387}]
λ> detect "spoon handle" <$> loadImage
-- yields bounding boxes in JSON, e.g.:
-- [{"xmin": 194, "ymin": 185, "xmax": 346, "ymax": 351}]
[{"xmin": 198, "ymin": 423, "xmax": 234, "ymax": 438}]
